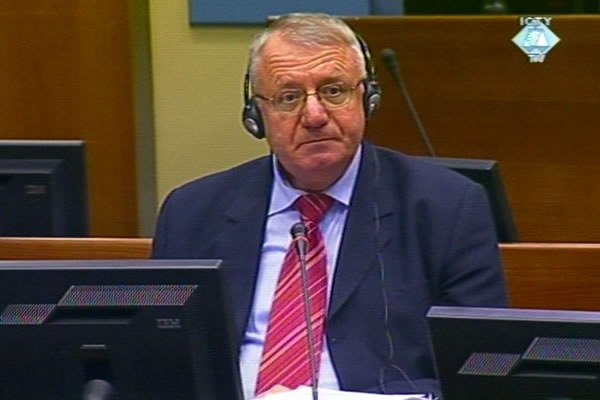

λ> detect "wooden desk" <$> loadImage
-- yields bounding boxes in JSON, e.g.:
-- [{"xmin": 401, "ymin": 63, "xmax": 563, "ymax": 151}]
[
  {"xmin": 1, "ymin": 238, "xmax": 599, "ymax": 311},
  {"xmin": 502, "ymin": 242, "xmax": 600, "ymax": 311},
  {"xmin": 0, "ymin": 237, "xmax": 151, "ymax": 260}
]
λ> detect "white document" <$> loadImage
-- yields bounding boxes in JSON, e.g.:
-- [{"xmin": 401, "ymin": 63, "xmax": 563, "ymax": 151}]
[{"xmin": 259, "ymin": 386, "xmax": 431, "ymax": 400}]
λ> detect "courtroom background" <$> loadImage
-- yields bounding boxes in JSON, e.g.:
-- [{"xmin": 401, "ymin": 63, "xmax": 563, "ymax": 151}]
[{"xmin": 2, "ymin": 0, "xmax": 598, "ymax": 241}]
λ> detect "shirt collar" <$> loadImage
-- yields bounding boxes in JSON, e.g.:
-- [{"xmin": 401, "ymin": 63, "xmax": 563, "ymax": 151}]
[{"xmin": 268, "ymin": 144, "xmax": 362, "ymax": 216}]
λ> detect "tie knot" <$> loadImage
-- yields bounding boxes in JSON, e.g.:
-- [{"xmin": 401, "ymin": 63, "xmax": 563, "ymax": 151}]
[{"xmin": 295, "ymin": 193, "xmax": 334, "ymax": 224}]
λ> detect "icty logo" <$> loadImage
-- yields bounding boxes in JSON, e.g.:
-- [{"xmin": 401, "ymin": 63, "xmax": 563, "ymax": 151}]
[{"xmin": 512, "ymin": 16, "xmax": 560, "ymax": 63}]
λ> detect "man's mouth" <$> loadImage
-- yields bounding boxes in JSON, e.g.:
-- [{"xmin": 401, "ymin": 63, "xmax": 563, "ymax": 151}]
[{"xmin": 300, "ymin": 137, "xmax": 336, "ymax": 146}]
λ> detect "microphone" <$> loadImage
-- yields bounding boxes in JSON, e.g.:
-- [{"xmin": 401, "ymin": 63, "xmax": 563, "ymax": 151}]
[
  {"xmin": 290, "ymin": 222, "xmax": 318, "ymax": 400},
  {"xmin": 82, "ymin": 379, "xmax": 115, "ymax": 400},
  {"xmin": 380, "ymin": 48, "xmax": 437, "ymax": 157},
  {"xmin": 291, "ymin": 222, "xmax": 308, "ymax": 256}
]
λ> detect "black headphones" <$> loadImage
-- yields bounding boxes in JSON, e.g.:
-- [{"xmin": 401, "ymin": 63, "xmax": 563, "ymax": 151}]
[{"xmin": 242, "ymin": 34, "xmax": 382, "ymax": 139}]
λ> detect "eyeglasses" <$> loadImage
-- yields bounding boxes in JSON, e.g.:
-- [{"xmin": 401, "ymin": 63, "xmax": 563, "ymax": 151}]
[{"xmin": 255, "ymin": 80, "xmax": 363, "ymax": 113}]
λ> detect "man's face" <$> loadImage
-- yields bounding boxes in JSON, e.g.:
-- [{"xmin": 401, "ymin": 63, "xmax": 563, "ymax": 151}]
[{"xmin": 255, "ymin": 35, "xmax": 366, "ymax": 191}]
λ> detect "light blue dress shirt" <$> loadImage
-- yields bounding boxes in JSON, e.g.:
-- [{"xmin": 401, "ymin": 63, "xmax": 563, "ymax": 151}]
[{"xmin": 239, "ymin": 145, "xmax": 362, "ymax": 399}]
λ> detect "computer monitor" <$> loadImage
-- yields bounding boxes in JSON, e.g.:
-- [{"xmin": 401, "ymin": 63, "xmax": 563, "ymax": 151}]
[
  {"xmin": 427, "ymin": 306, "xmax": 600, "ymax": 400},
  {"xmin": 0, "ymin": 259, "xmax": 243, "ymax": 400},
  {"xmin": 415, "ymin": 156, "xmax": 518, "ymax": 242},
  {"xmin": 0, "ymin": 140, "xmax": 88, "ymax": 236}
]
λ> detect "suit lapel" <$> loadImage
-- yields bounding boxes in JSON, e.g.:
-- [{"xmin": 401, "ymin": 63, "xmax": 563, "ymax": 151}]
[
  {"xmin": 213, "ymin": 158, "xmax": 273, "ymax": 343},
  {"xmin": 328, "ymin": 143, "xmax": 394, "ymax": 318}
]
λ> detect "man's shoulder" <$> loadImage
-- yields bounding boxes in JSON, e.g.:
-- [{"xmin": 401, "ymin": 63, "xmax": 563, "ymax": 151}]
[
  {"xmin": 169, "ymin": 155, "xmax": 272, "ymax": 199},
  {"xmin": 372, "ymin": 145, "xmax": 476, "ymax": 190}
]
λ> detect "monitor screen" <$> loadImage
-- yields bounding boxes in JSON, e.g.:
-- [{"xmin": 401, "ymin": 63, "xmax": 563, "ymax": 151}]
[
  {"xmin": 0, "ymin": 259, "xmax": 243, "ymax": 400},
  {"xmin": 427, "ymin": 306, "xmax": 600, "ymax": 400},
  {"xmin": 415, "ymin": 156, "xmax": 518, "ymax": 242},
  {"xmin": 0, "ymin": 140, "xmax": 88, "ymax": 236}
]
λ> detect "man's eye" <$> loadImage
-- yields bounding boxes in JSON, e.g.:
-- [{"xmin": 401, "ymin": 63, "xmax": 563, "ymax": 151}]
[
  {"xmin": 321, "ymin": 84, "xmax": 346, "ymax": 98},
  {"xmin": 277, "ymin": 91, "xmax": 302, "ymax": 104}
]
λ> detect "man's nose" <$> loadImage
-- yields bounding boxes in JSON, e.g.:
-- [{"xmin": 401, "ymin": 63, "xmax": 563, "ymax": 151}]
[{"xmin": 301, "ymin": 94, "xmax": 328, "ymax": 128}]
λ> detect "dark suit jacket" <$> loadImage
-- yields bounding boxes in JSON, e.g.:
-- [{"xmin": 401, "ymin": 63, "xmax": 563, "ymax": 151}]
[{"xmin": 152, "ymin": 142, "xmax": 508, "ymax": 396}]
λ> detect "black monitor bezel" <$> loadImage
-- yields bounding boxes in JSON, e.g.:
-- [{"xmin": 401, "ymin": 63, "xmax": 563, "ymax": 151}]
[
  {"xmin": 427, "ymin": 306, "xmax": 600, "ymax": 400},
  {"xmin": 0, "ymin": 259, "xmax": 243, "ymax": 400},
  {"xmin": 0, "ymin": 139, "xmax": 88, "ymax": 236}
]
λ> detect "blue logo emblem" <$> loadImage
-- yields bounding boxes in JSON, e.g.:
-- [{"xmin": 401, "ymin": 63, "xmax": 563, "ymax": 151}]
[{"xmin": 512, "ymin": 16, "xmax": 560, "ymax": 63}]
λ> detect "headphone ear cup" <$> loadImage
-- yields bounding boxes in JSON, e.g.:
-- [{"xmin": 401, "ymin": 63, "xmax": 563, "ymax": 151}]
[
  {"xmin": 355, "ymin": 34, "xmax": 382, "ymax": 120},
  {"xmin": 363, "ymin": 80, "xmax": 382, "ymax": 120},
  {"xmin": 242, "ymin": 98, "xmax": 265, "ymax": 139}
]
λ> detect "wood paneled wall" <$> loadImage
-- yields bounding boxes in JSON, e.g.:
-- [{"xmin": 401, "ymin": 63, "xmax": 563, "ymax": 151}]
[
  {"xmin": 347, "ymin": 16, "xmax": 600, "ymax": 242},
  {"xmin": 0, "ymin": 1, "xmax": 138, "ymax": 236}
]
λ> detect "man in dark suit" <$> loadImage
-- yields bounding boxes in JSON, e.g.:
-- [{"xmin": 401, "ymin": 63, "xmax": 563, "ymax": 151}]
[{"xmin": 152, "ymin": 12, "xmax": 507, "ymax": 399}]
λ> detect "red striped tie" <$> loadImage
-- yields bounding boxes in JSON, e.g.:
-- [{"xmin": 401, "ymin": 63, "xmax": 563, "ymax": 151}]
[{"xmin": 255, "ymin": 193, "xmax": 334, "ymax": 395}]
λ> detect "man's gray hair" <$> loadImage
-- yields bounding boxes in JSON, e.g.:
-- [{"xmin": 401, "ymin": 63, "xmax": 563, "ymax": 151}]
[{"xmin": 247, "ymin": 13, "xmax": 366, "ymax": 91}]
